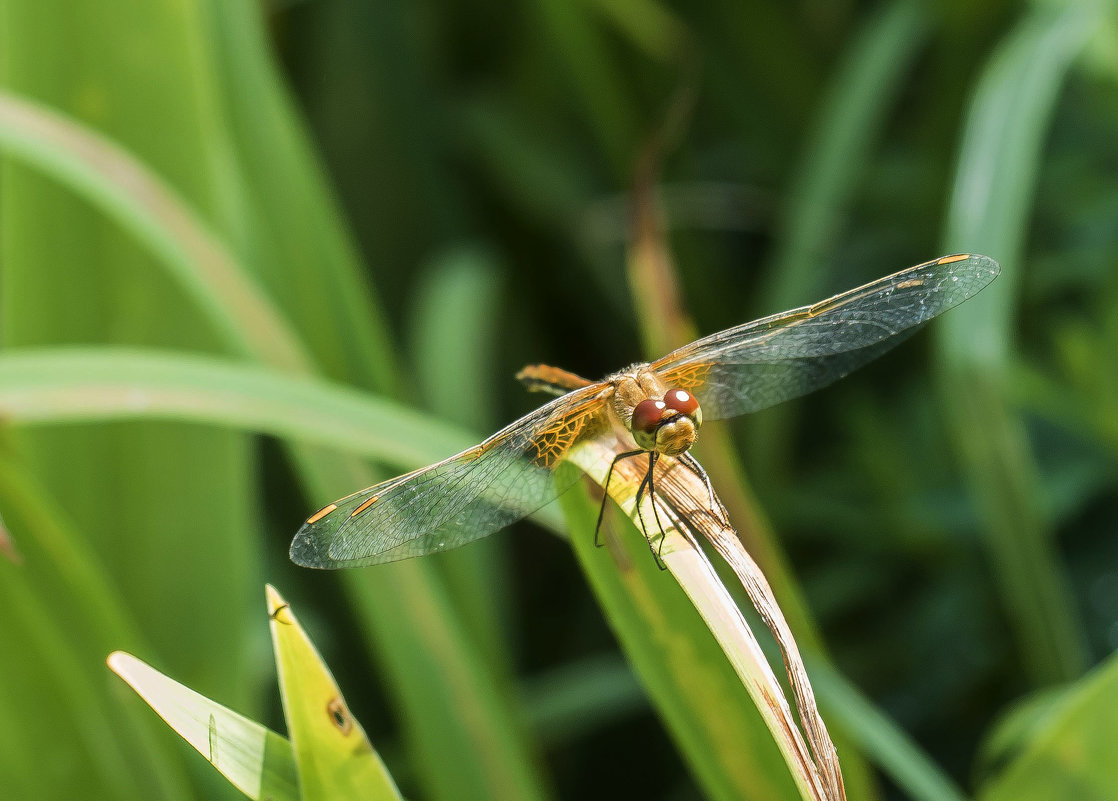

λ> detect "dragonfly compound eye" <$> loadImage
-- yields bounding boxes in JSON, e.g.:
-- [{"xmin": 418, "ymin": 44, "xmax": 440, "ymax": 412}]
[
  {"xmin": 663, "ymin": 388, "xmax": 699, "ymax": 415},
  {"xmin": 631, "ymin": 398, "xmax": 667, "ymax": 433}
]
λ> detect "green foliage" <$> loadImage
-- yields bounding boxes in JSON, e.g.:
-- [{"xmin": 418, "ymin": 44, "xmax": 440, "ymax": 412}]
[
  {"xmin": 977, "ymin": 650, "xmax": 1118, "ymax": 801},
  {"xmin": 108, "ymin": 585, "xmax": 402, "ymax": 801},
  {"xmin": 1, "ymin": 0, "xmax": 1116, "ymax": 799}
]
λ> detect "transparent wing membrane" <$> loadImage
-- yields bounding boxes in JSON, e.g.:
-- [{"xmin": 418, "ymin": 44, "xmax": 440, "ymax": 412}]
[
  {"xmin": 291, "ymin": 384, "xmax": 608, "ymax": 568},
  {"xmin": 652, "ymin": 254, "xmax": 999, "ymax": 419},
  {"xmin": 292, "ymin": 253, "xmax": 998, "ymax": 568}
]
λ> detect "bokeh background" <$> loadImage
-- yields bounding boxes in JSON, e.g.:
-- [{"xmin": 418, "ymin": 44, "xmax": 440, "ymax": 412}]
[{"xmin": 1, "ymin": 0, "xmax": 1116, "ymax": 799}]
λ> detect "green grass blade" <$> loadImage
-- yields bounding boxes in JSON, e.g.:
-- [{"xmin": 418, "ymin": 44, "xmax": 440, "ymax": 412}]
[
  {"xmin": 0, "ymin": 346, "xmax": 564, "ymax": 534},
  {"xmin": 0, "ymin": 92, "xmax": 310, "ymax": 373},
  {"xmin": 977, "ymin": 650, "xmax": 1118, "ymax": 800},
  {"xmin": 408, "ymin": 247, "xmax": 516, "ymax": 673},
  {"xmin": 0, "ymin": 347, "xmax": 470, "ymax": 466},
  {"xmin": 201, "ymin": 0, "xmax": 399, "ymax": 390},
  {"xmin": 266, "ymin": 586, "xmax": 402, "ymax": 800},
  {"xmin": 108, "ymin": 652, "xmax": 300, "ymax": 801},
  {"xmin": 0, "ymin": 457, "xmax": 190, "ymax": 799},
  {"xmin": 937, "ymin": 0, "xmax": 1101, "ymax": 684}
]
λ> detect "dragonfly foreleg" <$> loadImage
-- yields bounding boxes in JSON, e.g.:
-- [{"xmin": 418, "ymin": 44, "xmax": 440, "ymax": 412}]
[
  {"xmin": 633, "ymin": 452, "xmax": 668, "ymax": 570},
  {"xmin": 595, "ymin": 448, "xmax": 647, "ymax": 548},
  {"xmin": 677, "ymin": 452, "xmax": 731, "ymax": 527}
]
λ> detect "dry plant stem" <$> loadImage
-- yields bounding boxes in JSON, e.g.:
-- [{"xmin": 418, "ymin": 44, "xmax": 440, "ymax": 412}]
[
  {"xmin": 569, "ymin": 437, "xmax": 843, "ymax": 801},
  {"xmin": 661, "ymin": 462, "xmax": 847, "ymax": 801},
  {"xmin": 625, "ymin": 81, "xmax": 827, "ymax": 661}
]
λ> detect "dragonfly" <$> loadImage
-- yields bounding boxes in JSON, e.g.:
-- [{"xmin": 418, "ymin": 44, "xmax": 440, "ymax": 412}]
[{"xmin": 291, "ymin": 253, "xmax": 999, "ymax": 569}]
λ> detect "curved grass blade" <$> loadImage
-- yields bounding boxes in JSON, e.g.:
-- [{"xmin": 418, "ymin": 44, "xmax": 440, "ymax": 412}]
[
  {"xmin": 0, "ymin": 91, "xmax": 310, "ymax": 373},
  {"xmin": 0, "ymin": 347, "xmax": 563, "ymax": 536},
  {"xmin": 0, "ymin": 347, "xmax": 471, "ymax": 467},
  {"xmin": 108, "ymin": 652, "xmax": 299, "ymax": 801},
  {"xmin": 977, "ymin": 650, "xmax": 1118, "ymax": 800},
  {"xmin": 203, "ymin": 0, "xmax": 400, "ymax": 391},
  {"xmin": 563, "ymin": 434, "xmax": 851, "ymax": 799}
]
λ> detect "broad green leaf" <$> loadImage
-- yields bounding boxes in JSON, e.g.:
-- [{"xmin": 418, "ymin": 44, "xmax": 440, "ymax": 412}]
[
  {"xmin": 978, "ymin": 651, "xmax": 1118, "ymax": 801},
  {"xmin": 267, "ymin": 586, "xmax": 401, "ymax": 801},
  {"xmin": 108, "ymin": 652, "xmax": 299, "ymax": 801}
]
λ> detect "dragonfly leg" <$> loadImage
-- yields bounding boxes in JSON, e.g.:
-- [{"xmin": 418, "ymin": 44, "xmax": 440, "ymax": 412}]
[
  {"xmin": 634, "ymin": 452, "xmax": 667, "ymax": 570},
  {"xmin": 595, "ymin": 449, "xmax": 647, "ymax": 547},
  {"xmin": 677, "ymin": 452, "xmax": 731, "ymax": 527}
]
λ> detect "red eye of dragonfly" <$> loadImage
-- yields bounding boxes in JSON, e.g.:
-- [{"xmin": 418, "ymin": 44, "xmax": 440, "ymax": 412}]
[
  {"xmin": 663, "ymin": 388, "xmax": 699, "ymax": 415},
  {"xmin": 631, "ymin": 399, "xmax": 666, "ymax": 433}
]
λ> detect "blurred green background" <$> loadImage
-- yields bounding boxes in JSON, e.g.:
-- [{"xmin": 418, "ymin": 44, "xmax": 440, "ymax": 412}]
[{"xmin": 1, "ymin": 0, "xmax": 1116, "ymax": 799}]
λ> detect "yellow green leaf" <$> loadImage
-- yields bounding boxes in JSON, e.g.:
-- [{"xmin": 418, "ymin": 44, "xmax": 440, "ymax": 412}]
[
  {"xmin": 107, "ymin": 651, "xmax": 299, "ymax": 801},
  {"xmin": 267, "ymin": 585, "xmax": 402, "ymax": 801}
]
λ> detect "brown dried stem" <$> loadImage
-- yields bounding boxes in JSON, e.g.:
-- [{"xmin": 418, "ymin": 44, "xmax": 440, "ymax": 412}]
[{"xmin": 569, "ymin": 436, "xmax": 845, "ymax": 801}]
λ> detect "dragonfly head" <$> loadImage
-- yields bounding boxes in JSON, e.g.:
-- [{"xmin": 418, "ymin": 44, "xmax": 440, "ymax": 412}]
[{"xmin": 629, "ymin": 388, "xmax": 703, "ymax": 456}]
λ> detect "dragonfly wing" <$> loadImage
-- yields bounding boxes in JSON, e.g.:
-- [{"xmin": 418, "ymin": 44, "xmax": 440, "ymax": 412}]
[
  {"xmin": 291, "ymin": 383, "xmax": 610, "ymax": 568},
  {"xmin": 651, "ymin": 254, "xmax": 999, "ymax": 420}
]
